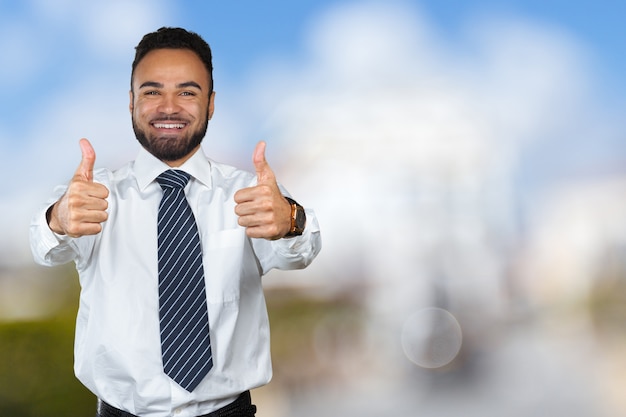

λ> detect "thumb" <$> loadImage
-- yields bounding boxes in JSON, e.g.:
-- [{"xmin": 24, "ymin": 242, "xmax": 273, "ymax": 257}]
[
  {"xmin": 76, "ymin": 138, "xmax": 96, "ymax": 182},
  {"xmin": 253, "ymin": 141, "xmax": 275, "ymax": 184}
]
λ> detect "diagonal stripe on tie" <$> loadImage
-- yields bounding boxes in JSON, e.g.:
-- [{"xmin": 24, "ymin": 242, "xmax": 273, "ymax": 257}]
[{"xmin": 156, "ymin": 169, "xmax": 213, "ymax": 392}]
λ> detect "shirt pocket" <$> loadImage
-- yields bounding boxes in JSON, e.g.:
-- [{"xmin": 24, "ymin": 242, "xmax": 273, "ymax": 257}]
[{"xmin": 202, "ymin": 228, "xmax": 246, "ymax": 303}]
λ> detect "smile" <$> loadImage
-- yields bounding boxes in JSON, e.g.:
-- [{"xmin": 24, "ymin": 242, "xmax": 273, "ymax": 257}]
[{"xmin": 153, "ymin": 123, "xmax": 186, "ymax": 129}]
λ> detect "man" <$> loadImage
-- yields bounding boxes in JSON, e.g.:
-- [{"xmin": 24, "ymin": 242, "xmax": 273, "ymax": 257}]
[{"xmin": 30, "ymin": 27, "xmax": 321, "ymax": 417}]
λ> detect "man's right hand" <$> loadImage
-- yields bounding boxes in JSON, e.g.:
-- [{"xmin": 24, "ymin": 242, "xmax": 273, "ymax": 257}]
[{"xmin": 47, "ymin": 138, "xmax": 109, "ymax": 237}]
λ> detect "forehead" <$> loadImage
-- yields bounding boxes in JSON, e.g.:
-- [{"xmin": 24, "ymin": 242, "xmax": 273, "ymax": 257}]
[{"xmin": 133, "ymin": 48, "xmax": 209, "ymax": 88}]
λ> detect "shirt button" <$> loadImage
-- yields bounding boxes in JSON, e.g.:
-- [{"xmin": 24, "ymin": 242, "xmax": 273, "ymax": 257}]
[{"xmin": 174, "ymin": 409, "xmax": 182, "ymax": 415}]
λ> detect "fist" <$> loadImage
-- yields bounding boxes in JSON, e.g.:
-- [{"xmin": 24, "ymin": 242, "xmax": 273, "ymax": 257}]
[
  {"xmin": 48, "ymin": 138, "xmax": 109, "ymax": 237},
  {"xmin": 234, "ymin": 141, "xmax": 291, "ymax": 239}
]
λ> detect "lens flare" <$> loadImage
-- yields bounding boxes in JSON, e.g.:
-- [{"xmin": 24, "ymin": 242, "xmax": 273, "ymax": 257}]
[{"xmin": 401, "ymin": 307, "xmax": 463, "ymax": 369}]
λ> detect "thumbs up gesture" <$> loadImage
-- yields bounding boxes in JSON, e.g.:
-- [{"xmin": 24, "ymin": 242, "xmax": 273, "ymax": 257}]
[
  {"xmin": 47, "ymin": 138, "xmax": 110, "ymax": 237},
  {"xmin": 234, "ymin": 141, "xmax": 292, "ymax": 239}
]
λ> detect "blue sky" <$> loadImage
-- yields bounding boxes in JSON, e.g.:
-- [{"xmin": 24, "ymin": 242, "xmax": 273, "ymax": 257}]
[
  {"xmin": 174, "ymin": 0, "xmax": 626, "ymax": 94},
  {"xmin": 1, "ymin": 0, "xmax": 625, "ymax": 266},
  {"xmin": 1, "ymin": 0, "xmax": 624, "ymax": 129},
  {"xmin": 2, "ymin": 0, "xmax": 625, "ymax": 116}
]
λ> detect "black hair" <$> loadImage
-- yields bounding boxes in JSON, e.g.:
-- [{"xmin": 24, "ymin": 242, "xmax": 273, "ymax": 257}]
[{"xmin": 131, "ymin": 27, "xmax": 213, "ymax": 93}]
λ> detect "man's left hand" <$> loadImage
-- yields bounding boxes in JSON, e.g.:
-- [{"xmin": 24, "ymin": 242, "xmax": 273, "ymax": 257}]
[{"xmin": 234, "ymin": 141, "xmax": 292, "ymax": 239}]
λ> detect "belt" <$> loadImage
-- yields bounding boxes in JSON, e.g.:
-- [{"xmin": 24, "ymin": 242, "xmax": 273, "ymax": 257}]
[{"xmin": 97, "ymin": 391, "xmax": 256, "ymax": 417}]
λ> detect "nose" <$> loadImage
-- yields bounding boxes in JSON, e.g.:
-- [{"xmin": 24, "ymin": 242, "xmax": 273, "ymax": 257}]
[{"xmin": 156, "ymin": 93, "xmax": 182, "ymax": 114}]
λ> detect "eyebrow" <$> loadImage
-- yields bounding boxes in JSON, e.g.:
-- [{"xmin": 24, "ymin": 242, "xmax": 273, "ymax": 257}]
[{"xmin": 138, "ymin": 81, "xmax": 203, "ymax": 90}]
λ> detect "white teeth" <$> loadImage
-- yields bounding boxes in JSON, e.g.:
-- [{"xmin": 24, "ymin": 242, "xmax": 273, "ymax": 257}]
[{"xmin": 154, "ymin": 123, "xmax": 185, "ymax": 129}]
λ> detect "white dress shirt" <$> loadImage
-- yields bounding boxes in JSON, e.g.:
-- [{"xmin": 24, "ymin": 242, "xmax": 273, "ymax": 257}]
[{"xmin": 30, "ymin": 146, "xmax": 321, "ymax": 417}]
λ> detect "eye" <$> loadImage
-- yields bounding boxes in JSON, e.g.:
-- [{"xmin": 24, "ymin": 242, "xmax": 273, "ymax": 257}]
[
  {"xmin": 145, "ymin": 90, "xmax": 160, "ymax": 96},
  {"xmin": 180, "ymin": 91, "xmax": 196, "ymax": 96}
]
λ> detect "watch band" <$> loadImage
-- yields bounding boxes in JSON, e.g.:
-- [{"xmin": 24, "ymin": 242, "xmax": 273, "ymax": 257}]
[{"xmin": 284, "ymin": 197, "xmax": 305, "ymax": 238}]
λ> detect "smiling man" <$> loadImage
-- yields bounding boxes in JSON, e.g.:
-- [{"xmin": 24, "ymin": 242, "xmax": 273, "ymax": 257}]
[{"xmin": 30, "ymin": 27, "xmax": 321, "ymax": 417}]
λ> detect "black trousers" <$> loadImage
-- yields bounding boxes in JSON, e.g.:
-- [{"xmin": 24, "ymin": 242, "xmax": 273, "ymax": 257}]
[{"xmin": 97, "ymin": 391, "xmax": 256, "ymax": 417}]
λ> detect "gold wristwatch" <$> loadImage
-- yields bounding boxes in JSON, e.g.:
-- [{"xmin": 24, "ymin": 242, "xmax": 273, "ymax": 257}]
[{"xmin": 284, "ymin": 197, "xmax": 306, "ymax": 238}]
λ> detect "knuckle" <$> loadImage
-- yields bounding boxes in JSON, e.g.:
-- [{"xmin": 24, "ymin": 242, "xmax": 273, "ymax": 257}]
[
  {"xmin": 66, "ymin": 224, "xmax": 80, "ymax": 237},
  {"xmin": 259, "ymin": 201, "xmax": 270, "ymax": 211},
  {"xmin": 258, "ymin": 185, "xmax": 272, "ymax": 197}
]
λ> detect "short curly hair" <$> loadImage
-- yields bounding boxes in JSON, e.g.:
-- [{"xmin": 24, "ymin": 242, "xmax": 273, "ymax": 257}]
[{"xmin": 131, "ymin": 27, "xmax": 214, "ymax": 94}]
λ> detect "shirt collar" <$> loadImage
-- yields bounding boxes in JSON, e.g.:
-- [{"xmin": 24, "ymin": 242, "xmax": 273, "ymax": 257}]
[{"xmin": 134, "ymin": 146, "xmax": 213, "ymax": 191}]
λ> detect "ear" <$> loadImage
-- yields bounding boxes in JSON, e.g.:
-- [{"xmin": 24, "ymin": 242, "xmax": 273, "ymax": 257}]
[
  {"xmin": 208, "ymin": 91, "xmax": 215, "ymax": 120},
  {"xmin": 129, "ymin": 90, "xmax": 134, "ymax": 114}
]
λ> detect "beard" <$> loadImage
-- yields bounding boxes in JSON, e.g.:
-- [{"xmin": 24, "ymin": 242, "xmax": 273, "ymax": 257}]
[{"xmin": 132, "ymin": 114, "xmax": 208, "ymax": 162}]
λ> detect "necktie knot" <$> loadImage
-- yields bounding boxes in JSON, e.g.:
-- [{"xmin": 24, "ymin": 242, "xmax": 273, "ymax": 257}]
[{"xmin": 156, "ymin": 170, "xmax": 190, "ymax": 190}]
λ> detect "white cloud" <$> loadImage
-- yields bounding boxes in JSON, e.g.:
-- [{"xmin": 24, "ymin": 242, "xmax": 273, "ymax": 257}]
[
  {"xmin": 30, "ymin": 0, "xmax": 167, "ymax": 51},
  {"xmin": 305, "ymin": 1, "xmax": 438, "ymax": 83},
  {"xmin": 79, "ymin": 1, "xmax": 168, "ymax": 59},
  {"xmin": 459, "ymin": 17, "xmax": 593, "ymax": 141}
]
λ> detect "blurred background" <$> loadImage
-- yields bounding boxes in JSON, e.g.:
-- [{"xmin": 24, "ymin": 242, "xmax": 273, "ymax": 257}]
[{"xmin": 1, "ymin": 0, "xmax": 626, "ymax": 415}]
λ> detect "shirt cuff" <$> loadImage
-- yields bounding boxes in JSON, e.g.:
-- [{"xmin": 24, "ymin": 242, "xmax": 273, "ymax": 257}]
[{"xmin": 29, "ymin": 203, "xmax": 74, "ymax": 265}]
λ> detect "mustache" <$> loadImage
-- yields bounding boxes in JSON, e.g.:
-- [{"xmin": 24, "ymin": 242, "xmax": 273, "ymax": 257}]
[{"xmin": 149, "ymin": 114, "xmax": 191, "ymax": 123}]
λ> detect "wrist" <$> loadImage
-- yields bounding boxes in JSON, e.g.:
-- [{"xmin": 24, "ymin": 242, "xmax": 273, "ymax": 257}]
[{"xmin": 46, "ymin": 202, "xmax": 65, "ymax": 235}]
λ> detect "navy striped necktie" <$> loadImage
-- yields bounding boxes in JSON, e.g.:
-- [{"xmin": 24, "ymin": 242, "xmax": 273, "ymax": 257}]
[{"xmin": 156, "ymin": 169, "xmax": 213, "ymax": 391}]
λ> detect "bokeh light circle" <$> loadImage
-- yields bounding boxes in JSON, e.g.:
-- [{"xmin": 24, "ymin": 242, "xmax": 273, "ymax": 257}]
[{"xmin": 401, "ymin": 307, "xmax": 463, "ymax": 368}]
